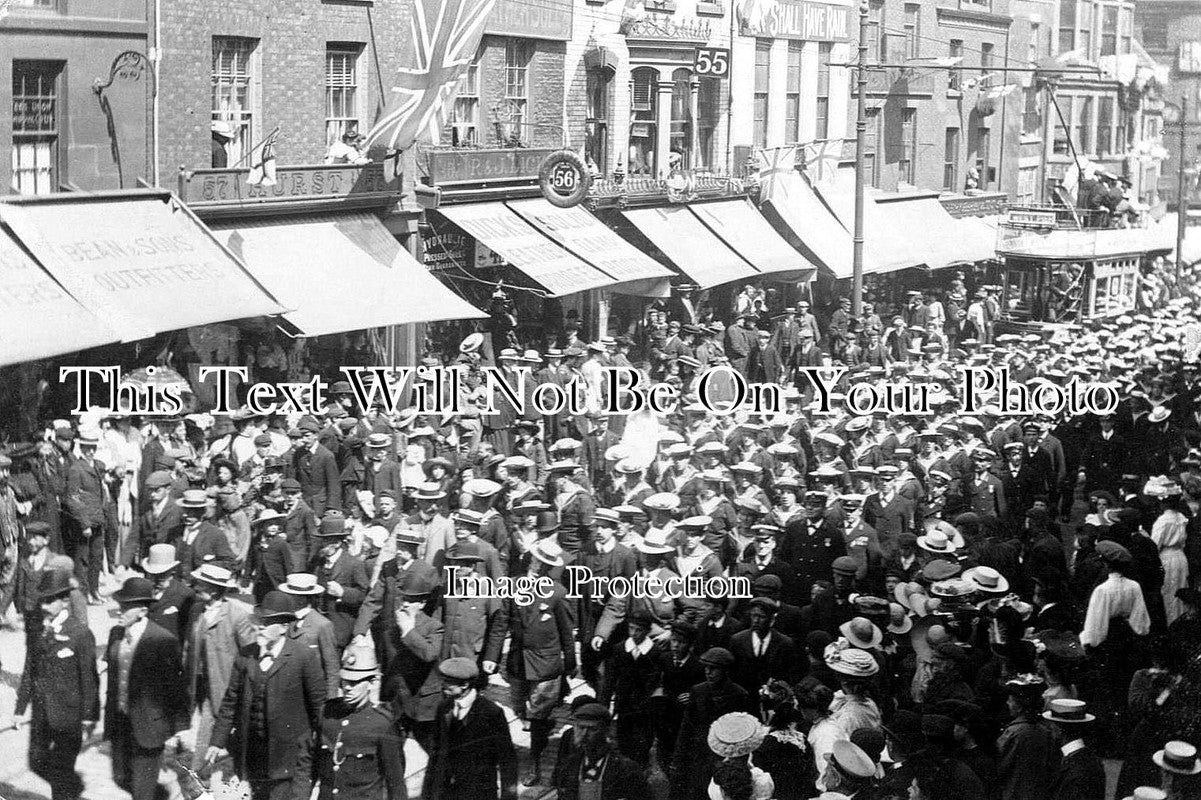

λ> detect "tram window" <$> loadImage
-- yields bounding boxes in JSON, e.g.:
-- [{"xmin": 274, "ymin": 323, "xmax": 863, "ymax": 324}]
[{"xmin": 1005, "ymin": 270, "xmax": 1032, "ymax": 314}]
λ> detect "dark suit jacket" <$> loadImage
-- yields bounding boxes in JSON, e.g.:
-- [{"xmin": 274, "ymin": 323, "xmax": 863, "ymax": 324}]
[
  {"xmin": 253, "ymin": 537, "xmax": 294, "ymax": 603},
  {"xmin": 293, "ymin": 444, "xmax": 342, "ymax": 516},
  {"xmin": 728, "ymin": 629, "xmax": 801, "ymax": 696},
  {"xmin": 384, "ymin": 611, "xmax": 445, "ymax": 722},
  {"xmin": 104, "ymin": 619, "xmax": 189, "ymax": 749},
  {"xmin": 64, "ymin": 456, "xmax": 109, "ymax": 530},
  {"xmin": 315, "ymin": 552, "xmax": 370, "ymax": 649},
  {"xmin": 149, "ymin": 578, "xmax": 197, "ymax": 642},
  {"xmin": 555, "ymin": 749, "xmax": 651, "ymax": 800},
  {"xmin": 422, "ymin": 694, "xmax": 518, "ymax": 800},
  {"xmin": 485, "ymin": 584, "xmax": 577, "ymax": 681},
  {"xmin": 175, "ymin": 522, "xmax": 235, "ymax": 576},
  {"xmin": 211, "ymin": 638, "xmax": 326, "ymax": 782},
  {"xmin": 1051, "ymin": 746, "xmax": 1106, "ymax": 800},
  {"xmin": 17, "ymin": 614, "xmax": 99, "ymax": 730},
  {"xmin": 289, "ymin": 609, "xmax": 342, "ymax": 698},
  {"xmin": 141, "ymin": 501, "xmax": 184, "ymax": 552}
]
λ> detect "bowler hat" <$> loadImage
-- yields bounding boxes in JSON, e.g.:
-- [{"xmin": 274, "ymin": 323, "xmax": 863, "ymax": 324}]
[
  {"xmin": 257, "ymin": 590, "xmax": 297, "ymax": 622},
  {"xmin": 141, "ymin": 543, "xmax": 180, "ymax": 575},
  {"xmin": 34, "ymin": 569, "xmax": 73, "ymax": 602},
  {"xmin": 317, "ymin": 514, "xmax": 349, "ymax": 538},
  {"xmin": 572, "ymin": 702, "xmax": 612, "ymax": 724},
  {"xmin": 113, "ymin": 576, "xmax": 156, "ymax": 605}
]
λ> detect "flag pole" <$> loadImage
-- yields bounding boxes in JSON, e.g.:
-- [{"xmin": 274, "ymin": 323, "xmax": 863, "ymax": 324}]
[
  {"xmin": 852, "ymin": 0, "xmax": 869, "ymax": 317},
  {"xmin": 229, "ymin": 124, "xmax": 281, "ymax": 169}
]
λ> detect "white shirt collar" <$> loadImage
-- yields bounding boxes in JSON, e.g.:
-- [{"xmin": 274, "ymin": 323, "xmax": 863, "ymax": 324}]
[
  {"xmin": 625, "ymin": 636, "xmax": 653, "ymax": 657},
  {"xmin": 454, "ymin": 688, "xmax": 478, "ymax": 717},
  {"xmin": 125, "ymin": 617, "xmax": 148, "ymax": 646},
  {"xmin": 752, "ymin": 630, "xmax": 772, "ymax": 652},
  {"xmin": 596, "ymin": 538, "xmax": 616, "ymax": 554},
  {"xmin": 1061, "ymin": 739, "xmax": 1087, "ymax": 758},
  {"xmin": 48, "ymin": 608, "xmax": 69, "ymax": 630}
]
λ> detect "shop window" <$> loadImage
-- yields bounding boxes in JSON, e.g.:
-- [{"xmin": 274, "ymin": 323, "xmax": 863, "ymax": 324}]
[
  {"xmin": 11, "ymin": 60, "xmax": 62, "ymax": 195},
  {"xmin": 629, "ymin": 67, "xmax": 657, "ymax": 175},
  {"xmin": 585, "ymin": 69, "xmax": 609, "ymax": 173},
  {"xmin": 325, "ymin": 44, "xmax": 363, "ymax": 148},
  {"xmin": 212, "ymin": 36, "xmax": 258, "ymax": 166}
]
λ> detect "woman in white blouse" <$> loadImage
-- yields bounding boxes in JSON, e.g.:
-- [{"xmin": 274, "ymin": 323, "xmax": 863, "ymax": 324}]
[{"xmin": 1151, "ymin": 489, "xmax": 1190, "ymax": 625}]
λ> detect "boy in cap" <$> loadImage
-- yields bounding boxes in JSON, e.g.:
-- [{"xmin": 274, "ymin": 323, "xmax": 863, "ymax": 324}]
[
  {"xmin": 208, "ymin": 591, "xmax": 327, "ymax": 800},
  {"xmin": 422, "ymin": 657, "xmax": 518, "ymax": 800},
  {"xmin": 281, "ymin": 477, "xmax": 317, "ymax": 569},
  {"xmin": 104, "ymin": 576, "xmax": 188, "ymax": 800},
  {"xmin": 315, "ymin": 640, "xmax": 406, "ymax": 800},
  {"xmin": 292, "ymin": 418, "xmax": 341, "ymax": 516},
  {"xmin": 14, "ymin": 569, "xmax": 99, "ymax": 800},
  {"xmin": 140, "ymin": 469, "xmax": 183, "ymax": 562},
  {"xmin": 670, "ymin": 647, "xmax": 749, "ymax": 800}
]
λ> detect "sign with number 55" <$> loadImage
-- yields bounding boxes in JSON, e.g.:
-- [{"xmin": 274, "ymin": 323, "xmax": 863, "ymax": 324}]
[{"xmin": 694, "ymin": 47, "xmax": 730, "ymax": 78}]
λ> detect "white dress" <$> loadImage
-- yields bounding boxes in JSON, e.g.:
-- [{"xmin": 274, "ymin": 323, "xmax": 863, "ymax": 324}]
[{"xmin": 1152, "ymin": 509, "xmax": 1190, "ymax": 624}]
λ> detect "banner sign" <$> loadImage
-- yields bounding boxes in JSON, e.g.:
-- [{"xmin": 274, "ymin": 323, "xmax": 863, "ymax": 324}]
[
  {"xmin": 735, "ymin": 0, "xmax": 851, "ymax": 41},
  {"xmin": 486, "ymin": 0, "xmax": 573, "ymax": 40}
]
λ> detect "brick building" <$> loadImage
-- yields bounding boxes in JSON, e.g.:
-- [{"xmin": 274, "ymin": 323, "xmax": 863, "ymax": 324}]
[
  {"xmin": 155, "ymin": 0, "xmax": 411, "ymax": 180},
  {"xmin": 1, "ymin": 0, "xmax": 149, "ymax": 193},
  {"xmin": 846, "ymin": 0, "xmax": 1021, "ymax": 198},
  {"xmin": 1136, "ymin": 0, "xmax": 1201, "ymax": 204}
]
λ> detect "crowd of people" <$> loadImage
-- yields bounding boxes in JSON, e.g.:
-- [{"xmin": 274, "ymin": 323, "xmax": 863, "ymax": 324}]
[{"xmin": 7, "ymin": 263, "xmax": 1201, "ymax": 800}]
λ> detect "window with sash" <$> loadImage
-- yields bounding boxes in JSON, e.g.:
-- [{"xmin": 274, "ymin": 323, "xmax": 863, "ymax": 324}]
[
  {"xmin": 949, "ymin": 41, "xmax": 964, "ymax": 90},
  {"xmin": 11, "ymin": 60, "xmax": 62, "ymax": 195},
  {"xmin": 785, "ymin": 42, "xmax": 802, "ymax": 143},
  {"xmin": 503, "ymin": 39, "xmax": 532, "ymax": 144},
  {"xmin": 1059, "ymin": 0, "xmax": 1076, "ymax": 53},
  {"xmin": 585, "ymin": 69, "xmax": 609, "ymax": 172},
  {"xmin": 816, "ymin": 43, "xmax": 832, "ymax": 140},
  {"xmin": 325, "ymin": 45, "xmax": 363, "ymax": 148},
  {"xmin": 449, "ymin": 52, "xmax": 481, "ymax": 146},
  {"xmin": 630, "ymin": 67, "xmax": 658, "ymax": 175},
  {"xmin": 1100, "ymin": 6, "xmax": 1118, "ymax": 56},
  {"xmin": 212, "ymin": 37, "xmax": 258, "ymax": 165},
  {"xmin": 899, "ymin": 108, "xmax": 917, "ymax": 184},
  {"xmin": 943, "ymin": 127, "xmax": 959, "ymax": 191},
  {"xmin": 753, "ymin": 40, "xmax": 770, "ymax": 147},
  {"xmin": 903, "ymin": 5, "xmax": 920, "ymax": 59}
]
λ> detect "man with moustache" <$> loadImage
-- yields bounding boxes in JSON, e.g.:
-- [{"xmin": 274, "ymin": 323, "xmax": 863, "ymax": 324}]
[
  {"xmin": 207, "ymin": 590, "xmax": 327, "ymax": 800},
  {"xmin": 104, "ymin": 576, "xmax": 189, "ymax": 800}
]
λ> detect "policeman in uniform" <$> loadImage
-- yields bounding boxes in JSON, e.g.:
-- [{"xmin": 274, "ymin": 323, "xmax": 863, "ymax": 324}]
[
  {"xmin": 316, "ymin": 640, "xmax": 407, "ymax": 800},
  {"xmin": 781, "ymin": 490, "xmax": 848, "ymax": 592},
  {"xmin": 15, "ymin": 569, "xmax": 100, "ymax": 800}
]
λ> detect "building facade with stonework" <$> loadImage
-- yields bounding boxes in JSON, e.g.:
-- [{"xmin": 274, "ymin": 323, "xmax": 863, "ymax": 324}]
[{"xmin": 1, "ymin": 0, "xmax": 150, "ymax": 194}]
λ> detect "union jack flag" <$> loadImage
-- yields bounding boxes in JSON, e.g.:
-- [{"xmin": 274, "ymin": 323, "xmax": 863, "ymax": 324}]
[
  {"xmin": 802, "ymin": 139, "xmax": 843, "ymax": 185},
  {"xmin": 755, "ymin": 145, "xmax": 797, "ymax": 203},
  {"xmin": 363, "ymin": 0, "xmax": 498, "ymax": 153}
]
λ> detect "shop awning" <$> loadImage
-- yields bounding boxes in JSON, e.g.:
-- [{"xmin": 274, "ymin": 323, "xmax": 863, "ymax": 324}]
[
  {"xmin": 436, "ymin": 202, "xmax": 615, "ymax": 297},
  {"xmin": 812, "ymin": 184, "xmax": 922, "ymax": 275},
  {"xmin": 506, "ymin": 198, "xmax": 673, "ymax": 296},
  {"xmin": 758, "ymin": 171, "xmax": 854, "ymax": 280},
  {"xmin": 210, "ymin": 212, "xmax": 485, "ymax": 337},
  {"xmin": 0, "ymin": 227, "xmax": 118, "ymax": 366},
  {"xmin": 620, "ymin": 206, "xmax": 759, "ymax": 289},
  {"xmin": 876, "ymin": 196, "xmax": 996, "ymax": 269},
  {"xmin": 688, "ymin": 199, "xmax": 816, "ymax": 282},
  {"xmin": 0, "ymin": 190, "xmax": 286, "ymax": 343}
]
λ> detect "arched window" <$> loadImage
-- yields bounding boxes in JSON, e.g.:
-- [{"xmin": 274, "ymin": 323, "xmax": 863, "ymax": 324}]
[
  {"xmin": 669, "ymin": 67, "xmax": 693, "ymax": 170},
  {"xmin": 629, "ymin": 67, "xmax": 658, "ymax": 175}
]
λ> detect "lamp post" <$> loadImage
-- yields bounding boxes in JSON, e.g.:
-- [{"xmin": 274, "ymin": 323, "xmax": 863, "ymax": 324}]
[
  {"xmin": 1177, "ymin": 96, "xmax": 1188, "ymax": 280},
  {"xmin": 852, "ymin": 0, "xmax": 869, "ymax": 316}
]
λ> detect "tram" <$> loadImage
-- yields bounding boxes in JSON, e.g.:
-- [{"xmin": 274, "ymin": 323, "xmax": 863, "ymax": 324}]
[{"xmin": 991, "ymin": 205, "xmax": 1176, "ymax": 334}]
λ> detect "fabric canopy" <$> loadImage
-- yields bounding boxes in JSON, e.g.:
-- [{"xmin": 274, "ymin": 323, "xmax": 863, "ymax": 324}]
[
  {"xmin": 759, "ymin": 171, "xmax": 854, "ymax": 279},
  {"xmin": 688, "ymin": 199, "xmax": 817, "ymax": 282},
  {"xmin": 437, "ymin": 202, "xmax": 615, "ymax": 297},
  {"xmin": 876, "ymin": 196, "xmax": 996, "ymax": 269},
  {"xmin": 0, "ymin": 191, "xmax": 285, "ymax": 343},
  {"xmin": 812, "ymin": 183, "xmax": 921, "ymax": 275},
  {"xmin": 211, "ymin": 212, "xmax": 484, "ymax": 337},
  {"xmin": 0, "ymin": 226, "xmax": 117, "ymax": 367},
  {"xmin": 620, "ymin": 206, "xmax": 759, "ymax": 289}
]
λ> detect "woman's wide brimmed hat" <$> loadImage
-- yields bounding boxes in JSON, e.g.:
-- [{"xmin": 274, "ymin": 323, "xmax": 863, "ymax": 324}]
[
  {"xmin": 824, "ymin": 642, "xmax": 879, "ymax": 677},
  {"xmin": 706, "ymin": 712, "xmax": 767, "ymax": 758}
]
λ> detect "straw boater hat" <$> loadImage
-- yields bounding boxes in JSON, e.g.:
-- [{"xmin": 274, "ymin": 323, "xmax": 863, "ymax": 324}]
[
  {"xmin": 828, "ymin": 740, "xmax": 877, "ymax": 780},
  {"xmin": 278, "ymin": 573, "xmax": 325, "ymax": 596},
  {"xmin": 839, "ymin": 616, "xmax": 883, "ymax": 649},
  {"xmin": 531, "ymin": 537, "xmax": 566, "ymax": 568},
  {"xmin": 1153, "ymin": 741, "xmax": 1201, "ymax": 775},
  {"xmin": 636, "ymin": 528, "xmax": 675, "ymax": 554},
  {"xmin": 192, "ymin": 563, "xmax": 240, "ymax": 590},
  {"xmin": 1042, "ymin": 698, "xmax": 1096, "ymax": 724},
  {"xmin": 963, "ymin": 566, "xmax": 1009, "ymax": 594},
  {"xmin": 1122, "ymin": 789, "xmax": 1167, "ymax": 800},
  {"xmin": 706, "ymin": 712, "xmax": 767, "ymax": 758},
  {"xmin": 917, "ymin": 523, "xmax": 964, "ymax": 554}
]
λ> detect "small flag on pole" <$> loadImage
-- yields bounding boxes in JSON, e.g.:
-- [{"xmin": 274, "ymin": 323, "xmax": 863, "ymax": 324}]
[{"xmin": 247, "ymin": 126, "xmax": 280, "ymax": 187}]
